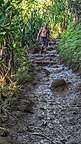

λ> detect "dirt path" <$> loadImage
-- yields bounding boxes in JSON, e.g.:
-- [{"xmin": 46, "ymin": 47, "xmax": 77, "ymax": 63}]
[{"xmin": 1, "ymin": 39, "xmax": 81, "ymax": 144}]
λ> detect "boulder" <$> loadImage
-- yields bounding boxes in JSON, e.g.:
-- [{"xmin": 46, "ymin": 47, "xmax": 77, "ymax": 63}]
[{"xmin": 51, "ymin": 79, "xmax": 67, "ymax": 89}]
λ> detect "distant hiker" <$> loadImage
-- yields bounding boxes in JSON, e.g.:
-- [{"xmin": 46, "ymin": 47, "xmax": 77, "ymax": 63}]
[{"xmin": 37, "ymin": 23, "xmax": 50, "ymax": 53}]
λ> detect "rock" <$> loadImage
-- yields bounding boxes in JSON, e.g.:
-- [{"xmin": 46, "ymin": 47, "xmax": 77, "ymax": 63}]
[
  {"xmin": 43, "ymin": 68, "xmax": 50, "ymax": 76},
  {"xmin": 51, "ymin": 79, "xmax": 67, "ymax": 89},
  {"xmin": 33, "ymin": 60, "xmax": 54, "ymax": 65},
  {"xmin": 0, "ymin": 137, "xmax": 10, "ymax": 144},
  {"xmin": 0, "ymin": 127, "xmax": 9, "ymax": 137},
  {"xmin": 41, "ymin": 120, "xmax": 47, "ymax": 127},
  {"xmin": 38, "ymin": 116, "xmax": 44, "ymax": 120},
  {"xmin": 60, "ymin": 139, "xmax": 67, "ymax": 144},
  {"xmin": 33, "ymin": 47, "xmax": 40, "ymax": 53},
  {"xmin": 40, "ymin": 105, "xmax": 47, "ymax": 110},
  {"xmin": 17, "ymin": 100, "xmax": 34, "ymax": 113},
  {"xmin": 76, "ymin": 83, "xmax": 81, "ymax": 91}
]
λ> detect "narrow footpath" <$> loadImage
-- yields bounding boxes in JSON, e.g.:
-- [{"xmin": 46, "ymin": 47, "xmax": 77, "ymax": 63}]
[{"xmin": 1, "ymin": 39, "xmax": 81, "ymax": 144}]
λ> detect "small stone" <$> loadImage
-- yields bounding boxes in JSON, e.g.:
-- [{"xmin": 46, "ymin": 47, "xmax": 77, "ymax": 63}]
[
  {"xmin": 40, "ymin": 105, "xmax": 47, "ymax": 110},
  {"xmin": 60, "ymin": 139, "xmax": 67, "ymax": 144},
  {"xmin": 0, "ymin": 137, "xmax": 10, "ymax": 144},
  {"xmin": 17, "ymin": 100, "xmax": 34, "ymax": 113},
  {"xmin": 41, "ymin": 120, "xmax": 47, "ymax": 127},
  {"xmin": 48, "ymin": 123, "xmax": 53, "ymax": 129},
  {"xmin": 38, "ymin": 116, "xmax": 44, "ymax": 120},
  {"xmin": 40, "ymin": 139, "xmax": 44, "ymax": 144},
  {"xmin": 0, "ymin": 127, "xmax": 9, "ymax": 137}
]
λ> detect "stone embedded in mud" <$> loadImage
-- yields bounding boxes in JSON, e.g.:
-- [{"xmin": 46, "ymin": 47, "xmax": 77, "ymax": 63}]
[
  {"xmin": 0, "ymin": 137, "xmax": 11, "ymax": 144},
  {"xmin": 43, "ymin": 68, "xmax": 50, "ymax": 76},
  {"xmin": 17, "ymin": 100, "xmax": 34, "ymax": 113},
  {"xmin": 33, "ymin": 47, "xmax": 40, "ymax": 53},
  {"xmin": 51, "ymin": 79, "xmax": 67, "ymax": 89},
  {"xmin": 0, "ymin": 127, "xmax": 9, "ymax": 137},
  {"xmin": 75, "ymin": 83, "xmax": 81, "ymax": 91}
]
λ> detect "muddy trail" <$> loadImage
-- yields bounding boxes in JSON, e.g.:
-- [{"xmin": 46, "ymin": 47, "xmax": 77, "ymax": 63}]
[{"xmin": 1, "ymin": 39, "xmax": 81, "ymax": 144}]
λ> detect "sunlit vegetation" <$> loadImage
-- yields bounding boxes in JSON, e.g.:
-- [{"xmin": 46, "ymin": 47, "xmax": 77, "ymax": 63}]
[{"xmin": 0, "ymin": 0, "xmax": 81, "ymax": 111}]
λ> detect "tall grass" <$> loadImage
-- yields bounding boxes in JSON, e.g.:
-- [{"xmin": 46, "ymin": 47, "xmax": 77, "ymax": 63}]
[{"xmin": 58, "ymin": 24, "xmax": 81, "ymax": 64}]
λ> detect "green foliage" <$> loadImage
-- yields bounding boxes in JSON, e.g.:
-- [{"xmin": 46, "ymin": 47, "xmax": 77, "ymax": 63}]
[
  {"xmin": 58, "ymin": 24, "xmax": 81, "ymax": 63},
  {"xmin": 0, "ymin": 0, "xmax": 31, "ymax": 109},
  {"xmin": 23, "ymin": 10, "xmax": 44, "ymax": 48}
]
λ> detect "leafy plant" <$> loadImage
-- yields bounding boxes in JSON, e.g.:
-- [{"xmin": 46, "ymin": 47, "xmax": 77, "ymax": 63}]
[{"xmin": 58, "ymin": 23, "xmax": 81, "ymax": 64}]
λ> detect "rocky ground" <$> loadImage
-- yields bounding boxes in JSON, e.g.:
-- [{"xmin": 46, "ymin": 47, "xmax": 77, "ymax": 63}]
[{"xmin": 1, "ymin": 39, "xmax": 81, "ymax": 144}]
